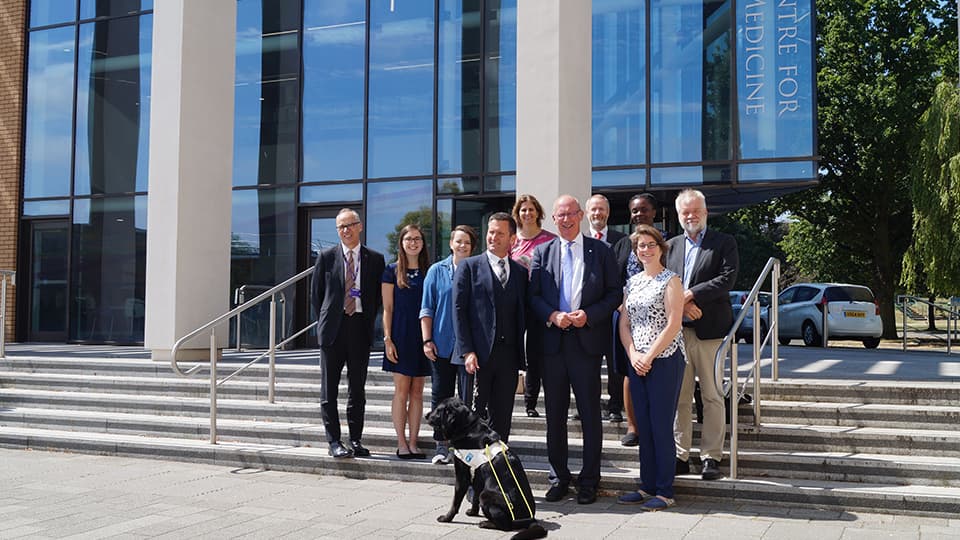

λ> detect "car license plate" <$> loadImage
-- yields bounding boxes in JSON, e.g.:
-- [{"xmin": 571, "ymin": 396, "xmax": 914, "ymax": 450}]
[{"xmin": 843, "ymin": 311, "xmax": 865, "ymax": 318}]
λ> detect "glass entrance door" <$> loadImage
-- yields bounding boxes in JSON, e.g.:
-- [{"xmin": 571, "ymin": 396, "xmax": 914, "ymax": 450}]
[
  {"xmin": 25, "ymin": 220, "xmax": 69, "ymax": 342},
  {"xmin": 297, "ymin": 206, "xmax": 359, "ymax": 348}
]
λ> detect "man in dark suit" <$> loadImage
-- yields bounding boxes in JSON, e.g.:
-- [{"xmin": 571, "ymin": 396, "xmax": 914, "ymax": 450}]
[
  {"xmin": 666, "ymin": 189, "xmax": 738, "ymax": 481},
  {"xmin": 529, "ymin": 195, "xmax": 622, "ymax": 505},
  {"xmin": 311, "ymin": 208, "xmax": 386, "ymax": 458},
  {"xmin": 586, "ymin": 194, "xmax": 627, "ymax": 423},
  {"xmin": 453, "ymin": 212, "xmax": 526, "ymax": 442}
]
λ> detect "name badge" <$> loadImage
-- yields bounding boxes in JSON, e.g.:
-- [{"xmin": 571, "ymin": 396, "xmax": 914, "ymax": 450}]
[{"xmin": 349, "ymin": 287, "xmax": 361, "ymax": 298}]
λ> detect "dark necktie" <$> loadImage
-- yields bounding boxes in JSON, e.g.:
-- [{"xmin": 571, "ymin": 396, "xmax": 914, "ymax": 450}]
[
  {"xmin": 344, "ymin": 250, "xmax": 356, "ymax": 315},
  {"xmin": 496, "ymin": 258, "xmax": 508, "ymax": 287}
]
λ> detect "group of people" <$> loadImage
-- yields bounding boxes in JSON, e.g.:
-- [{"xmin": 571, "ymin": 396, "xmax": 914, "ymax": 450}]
[{"xmin": 310, "ymin": 188, "xmax": 739, "ymax": 512}]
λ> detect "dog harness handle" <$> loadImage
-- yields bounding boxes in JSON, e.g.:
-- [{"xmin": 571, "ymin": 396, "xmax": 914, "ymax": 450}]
[{"xmin": 483, "ymin": 443, "xmax": 534, "ymax": 522}]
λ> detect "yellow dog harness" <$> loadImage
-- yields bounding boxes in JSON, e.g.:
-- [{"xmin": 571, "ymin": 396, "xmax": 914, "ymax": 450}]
[{"xmin": 449, "ymin": 441, "xmax": 534, "ymax": 522}]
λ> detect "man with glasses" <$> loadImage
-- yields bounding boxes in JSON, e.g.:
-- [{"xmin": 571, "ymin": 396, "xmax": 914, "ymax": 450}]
[
  {"xmin": 666, "ymin": 189, "xmax": 738, "ymax": 480},
  {"xmin": 529, "ymin": 195, "xmax": 622, "ymax": 504},
  {"xmin": 311, "ymin": 208, "xmax": 386, "ymax": 458}
]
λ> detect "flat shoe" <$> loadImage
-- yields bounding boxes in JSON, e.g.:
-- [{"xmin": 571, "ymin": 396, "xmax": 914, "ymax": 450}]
[
  {"xmin": 409, "ymin": 452, "xmax": 427, "ymax": 459},
  {"xmin": 617, "ymin": 490, "xmax": 653, "ymax": 505},
  {"xmin": 641, "ymin": 497, "xmax": 675, "ymax": 512},
  {"xmin": 396, "ymin": 450, "xmax": 415, "ymax": 460}
]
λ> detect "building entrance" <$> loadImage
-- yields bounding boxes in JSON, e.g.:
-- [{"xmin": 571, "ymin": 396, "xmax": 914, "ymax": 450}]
[{"xmin": 22, "ymin": 220, "xmax": 69, "ymax": 342}]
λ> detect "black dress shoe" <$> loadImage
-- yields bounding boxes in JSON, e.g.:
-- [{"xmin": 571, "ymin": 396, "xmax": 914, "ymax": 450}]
[
  {"xmin": 675, "ymin": 458, "xmax": 690, "ymax": 475},
  {"xmin": 607, "ymin": 411, "xmax": 624, "ymax": 423},
  {"xmin": 526, "ymin": 408, "xmax": 540, "ymax": 418},
  {"xmin": 544, "ymin": 484, "xmax": 570, "ymax": 502},
  {"xmin": 701, "ymin": 458, "xmax": 723, "ymax": 481},
  {"xmin": 349, "ymin": 440, "xmax": 370, "ymax": 457},
  {"xmin": 577, "ymin": 487, "xmax": 597, "ymax": 505},
  {"xmin": 328, "ymin": 441, "xmax": 353, "ymax": 458}
]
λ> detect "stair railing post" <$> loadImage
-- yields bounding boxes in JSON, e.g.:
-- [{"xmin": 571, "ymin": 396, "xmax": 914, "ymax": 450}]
[
  {"xmin": 822, "ymin": 296, "xmax": 829, "ymax": 347},
  {"xmin": 234, "ymin": 287, "xmax": 243, "ymax": 352},
  {"xmin": 210, "ymin": 330, "xmax": 218, "ymax": 444},
  {"xmin": 268, "ymin": 294, "xmax": 277, "ymax": 403},
  {"xmin": 0, "ymin": 274, "xmax": 7, "ymax": 359},
  {"xmin": 729, "ymin": 343, "xmax": 739, "ymax": 480},
  {"xmin": 753, "ymin": 300, "xmax": 761, "ymax": 427},
  {"xmin": 772, "ymin": 261, "xmax": 779, "ymax": 382},
  {"xmin": 901, "ymin": 296, "xmax": 907, "ymax": 351}
]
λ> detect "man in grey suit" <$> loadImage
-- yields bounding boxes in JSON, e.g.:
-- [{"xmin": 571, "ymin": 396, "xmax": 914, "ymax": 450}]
[
  {"xmin": 311, "ymin": 208, "xmax": 386, "ymax": 458},
  {"xmin": 453, "ymin": 212, "xmax": 526, "ymax": 441},
  {"xmin": 666, "ymin": 189, "xmax": 738, "ymax": 480},
  {"xmin": 529, "ymin": 195, "xmax": 622, "ymax": 505}
]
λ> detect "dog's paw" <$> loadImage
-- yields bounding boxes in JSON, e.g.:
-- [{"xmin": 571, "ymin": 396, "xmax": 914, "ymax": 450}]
[
  {"xmin": 437, "ymin": 513, "xmax": 455, "ymax": 523},
  {"xmin": 478, "ymin": 520, "xmax": 498, "ymax": 530},
  {"xmin": 465, "ymin": 506, "xmax": 480, "ymax": 517}
]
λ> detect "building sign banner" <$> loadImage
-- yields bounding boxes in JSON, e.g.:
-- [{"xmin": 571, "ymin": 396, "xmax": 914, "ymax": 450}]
[{"xmin": 737, "ymin": 0, "xmax": 814, "ymax": 159}]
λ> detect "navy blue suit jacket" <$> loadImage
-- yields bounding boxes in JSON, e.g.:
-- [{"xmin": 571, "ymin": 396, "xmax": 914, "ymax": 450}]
[
  {"xmin": 310, "ymin": 244, "xmax": 385, "ymax": 347},
  {"xmin": 452, "ymin": 253, "xmax": 527, "ymax": 367},
  {"xmin": 528, "ymin": 235, "xmax": 622, "ymax": 356}
]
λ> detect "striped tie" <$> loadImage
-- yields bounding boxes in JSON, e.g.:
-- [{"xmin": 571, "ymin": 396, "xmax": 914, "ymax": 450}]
[{"xmin": 344, "ymin": 250, "xmax": 356, "ymax": 315}]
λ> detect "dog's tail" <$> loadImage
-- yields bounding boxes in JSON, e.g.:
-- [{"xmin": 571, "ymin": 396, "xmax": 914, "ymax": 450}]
[{"xmin": 510, "ymin": 521, "xmax": 547, "ymax": 540}]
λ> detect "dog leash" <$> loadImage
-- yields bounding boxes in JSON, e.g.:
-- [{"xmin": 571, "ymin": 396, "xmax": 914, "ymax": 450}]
[{"xmin": 482, "ymin": 443, "xmax": 534, "ymax": 522}]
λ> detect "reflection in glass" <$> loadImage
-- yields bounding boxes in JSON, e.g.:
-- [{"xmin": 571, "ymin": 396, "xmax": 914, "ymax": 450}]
[
  {"xmin": 435, "ymin": 198, "xmax": 453, "ymax": 261},
  {"xmin": 368, "ymin": 2, "xmax": 435, "ymax": 178},
  {"xmin": 483, "ymin": 174, "xmax": 515, "ymax": 192},
  {"xmin": 23, "ymin": 200, "xmax": 71, "ymax": 217},
  {"xmin": 366, "ymin": 180, "xmax": 433, "ymax": 260},
  {"xmin": 74, "ymin": 15, "xmax": 152, "ymax": 195},
  {"xmin": 651, "ymin": 0, "xmax": 731, "ymax": 163},
  {"xmin": 438, "ymin": 0, "xmax": 482, "ymax": 174},
  {"xmin": 592, "ymin": 0, "xmax": 645, "ymax": 167},
  {"xmin": 80, "ymin": 0, "xmax": 151, "ymax": 19},
  {"xmin": 739, "ymin": 161, "xmax": 815, "ymax": 182},
  {"xmin": 485, "ymin": 0, "xmax": 517, "ymax": 173},
  {"xmin": 231, "ymin": 188, "xmax": 297, "ymax": 347},
  {"xmin": 29, "ymin": 221, "xmax": 69, "ymax": 339},
  {"xmin": 300, "ymin": 183, "xmax": 363, "ymax": 204},
  {"xmin": 23, "ymin": 27, "xmax": 76, "ymax": 199},
  {"xmin": 437, "ymin": 177, "xmax": 480, "ymax": 195},
  {"xmin": 302, "ymin": 0, "xmax": 366, "ymax": 182},
  {"xmin": 30, "ymin": 0, "xmax": 76, "ymax": 28},
  {"xmin": 70, "ymin": 196, "xmax": 147, "ymax": 342},
  {"xmin": 651, "ymin": 166, "xmax": 702, "ymax": 185},
  {"xmin": 592, "ymin": 168, "xmax": 646, "ymax": 189},
  {"xmin": 234, "ymin": 0, "xmax": 300, "ymax": 186}
]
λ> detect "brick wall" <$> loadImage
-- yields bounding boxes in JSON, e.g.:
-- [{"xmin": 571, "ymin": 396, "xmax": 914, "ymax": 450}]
[{"xmin": 0, "ymin": 1, "xmax": 26, "ymax": 342}]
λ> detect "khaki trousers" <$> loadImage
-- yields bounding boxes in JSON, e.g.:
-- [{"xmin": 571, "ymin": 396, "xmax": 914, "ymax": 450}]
[{"xmin": 674, "ymin": 328, "xmax": 725, "ymax": 462}]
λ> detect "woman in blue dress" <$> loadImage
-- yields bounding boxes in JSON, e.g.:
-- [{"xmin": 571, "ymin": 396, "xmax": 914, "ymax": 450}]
[{"xmin": 382, "ymin": 224, "xmax": 432, "ymax": 459}]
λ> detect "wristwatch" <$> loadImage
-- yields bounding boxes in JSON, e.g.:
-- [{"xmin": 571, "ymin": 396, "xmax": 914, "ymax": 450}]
[{"xmin": 422, "ymin": 338, "xmax": 434, "ymax": 346}]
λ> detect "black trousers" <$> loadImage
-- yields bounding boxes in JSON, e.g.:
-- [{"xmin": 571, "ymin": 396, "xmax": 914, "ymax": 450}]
[
  {"xmin": 523, "ymin": 319, "xmax": 544, "ymax": 411},
  {"xmin": 542, "ymin": 332, "xmax": 603, "ymax": 489},
  {"xmin": 606, "ymin": 310, "xmax": 625, "ymax": 413},
  {"xmin": 319, "ymin": 314, "xmax": 370, "ymax": 443},
  {"xmin": 430, "ymin": 356, "xmax": 459, "ymax": 440},
  {"xmin": 476, "ymin": 342, "xmax": 520, "ymax": 442}
]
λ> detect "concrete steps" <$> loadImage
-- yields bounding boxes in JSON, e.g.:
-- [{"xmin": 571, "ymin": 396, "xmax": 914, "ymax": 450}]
[{"xmin": 3, "ymin": 354, "xmax": 960, "ymax": 517}]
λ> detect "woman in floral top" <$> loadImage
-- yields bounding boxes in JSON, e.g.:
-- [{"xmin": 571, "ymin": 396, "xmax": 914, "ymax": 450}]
[{"xmin": 616, "ymin": 224, "xmax": 686, "ymax": 512}]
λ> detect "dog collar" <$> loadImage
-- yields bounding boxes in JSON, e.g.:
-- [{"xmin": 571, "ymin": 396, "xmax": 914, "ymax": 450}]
[{"xmin": 449, "ymin": 441, "xmax": 508, "ymax": 472}]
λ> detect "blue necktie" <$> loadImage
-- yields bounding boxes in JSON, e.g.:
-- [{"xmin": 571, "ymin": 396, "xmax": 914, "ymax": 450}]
[{"xmin": 559, "ymin": 241, "xmax": 574, "ymax": 312}]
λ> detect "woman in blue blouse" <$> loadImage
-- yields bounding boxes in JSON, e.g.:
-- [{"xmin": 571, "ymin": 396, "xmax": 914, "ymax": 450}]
[{"xmin": 419, "ymin": 224, "xmax": 477, "ymax": 464}]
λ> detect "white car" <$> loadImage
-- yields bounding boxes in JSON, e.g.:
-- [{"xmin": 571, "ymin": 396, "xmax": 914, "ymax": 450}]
[{"xmin": 777, "ymin": 283, "xmax": 883, "ymax": 348}]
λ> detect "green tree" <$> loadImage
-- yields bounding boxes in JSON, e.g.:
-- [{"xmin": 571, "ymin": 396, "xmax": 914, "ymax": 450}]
[
  {"xmin": 775, "ymin": 0, "xmax": 953, "ymax": 338},
  {"xmin": 902, "ymin": 82, "xmax": 960, "ymax": 296}
]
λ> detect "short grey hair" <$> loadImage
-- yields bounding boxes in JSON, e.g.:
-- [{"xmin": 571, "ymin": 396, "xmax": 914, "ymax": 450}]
[{"xmin": 675, "ymin": 189, "xmax": 706, "ymax": 212}]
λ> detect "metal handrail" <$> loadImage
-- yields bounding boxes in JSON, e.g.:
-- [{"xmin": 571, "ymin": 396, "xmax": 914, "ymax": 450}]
[
  {"xmin": 233, "ymin": 285, "xmax": 287, "ymax": 352},
  {"xmin": 712, "ymin": 257, "xmax": 780, "ymax": 480},
  {"xmin": 170, "ymin": 266, "xmax": 314, "ymax": 443},
  {"xmin": 0, "ymin": 270, "xmax": 15, "ymax": 359},
  {"xmin": 897, "ymin": 295, "xmax": 959, "ymax": 354}
]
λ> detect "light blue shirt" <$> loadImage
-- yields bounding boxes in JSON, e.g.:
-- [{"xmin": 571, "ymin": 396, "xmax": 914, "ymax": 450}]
[
  {"xmin": 419, "ymin": 255, "xmax": 458, "ymax": 362},
  {"xmin": 682, "ymin": 228, "xmax": 706, "ymax": 290}
]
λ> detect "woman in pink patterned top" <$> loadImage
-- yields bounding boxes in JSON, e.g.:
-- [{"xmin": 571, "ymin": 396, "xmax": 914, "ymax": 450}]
[
  {"xmin": 510, "ymin": 194, "xmax": 556, "ymax": 272},
  {"xmin": 510, "ymin": 193, "xmax": 556, "ymax": 417}
]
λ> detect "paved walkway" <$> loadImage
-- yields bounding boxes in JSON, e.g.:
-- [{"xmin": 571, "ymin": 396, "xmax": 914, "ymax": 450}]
[{"xmin": 2, "ymin": 449, "xmax": 958, "ymax": 540}]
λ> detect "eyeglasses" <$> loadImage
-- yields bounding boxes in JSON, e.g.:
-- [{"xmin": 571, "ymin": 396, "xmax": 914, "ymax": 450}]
[
  {"xmin": 636, "ymin": 242, "xmax": 659, "ymax": 250},
  {"xmin": 403, "ymin": 237, "xmax": 423, "ymax": 243},
  {"xmin": 553, "ymin": 211, "xmax": 582, "ymax": 220},
  {"xmin": 336, "ymin": 222, "xmax": 360, "ymax": 231}
]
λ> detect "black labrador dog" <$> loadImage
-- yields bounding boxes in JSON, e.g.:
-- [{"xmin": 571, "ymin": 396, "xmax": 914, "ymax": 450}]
[{"xmin": 426, "ymin": 397, "xmax": 547, "ymax": 540}]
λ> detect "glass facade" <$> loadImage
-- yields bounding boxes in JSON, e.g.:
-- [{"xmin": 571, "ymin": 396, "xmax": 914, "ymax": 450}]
[{"xmin": 18, "ymin": 0, "xmax": 816, "ymax": 344}]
